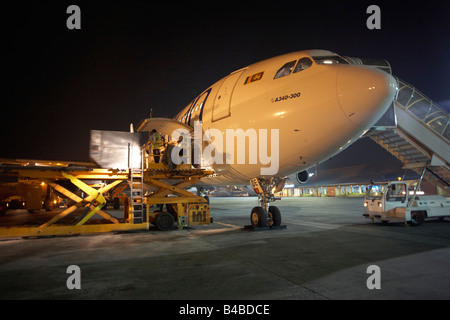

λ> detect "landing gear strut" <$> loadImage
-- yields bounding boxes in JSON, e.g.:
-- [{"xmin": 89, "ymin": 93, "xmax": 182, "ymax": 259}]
[{"xmin": 249, "ymin": 177, "xmax": 285, "ymax": 228}]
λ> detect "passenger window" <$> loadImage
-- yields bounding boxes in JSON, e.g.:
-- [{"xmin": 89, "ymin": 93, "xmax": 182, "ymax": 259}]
[
  {"xmin": 274, "ymin": 61, "xmax": 296, "ymax": 79},
  {"xmin": 294, "ymin": 57, "xmax": 313, "ymax": 73}
]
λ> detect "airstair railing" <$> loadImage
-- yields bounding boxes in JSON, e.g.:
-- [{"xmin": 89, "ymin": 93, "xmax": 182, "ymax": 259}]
[{"xmin": 394, "ymin": 77, "xmax": 449, "ymax": 141}]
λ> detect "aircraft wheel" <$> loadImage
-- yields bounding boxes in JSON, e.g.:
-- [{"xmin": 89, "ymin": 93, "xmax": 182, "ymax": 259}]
[
  {"xmin": 251, "ymin": 206, "xmax": 267, "ymax": 227},
  {"xmin": 155, "ymin": 212, "xmax": 175, "ymax": 231},
  {"xmin": 268, "ymin": 206, "xmax": 282, "ymax": 227}
]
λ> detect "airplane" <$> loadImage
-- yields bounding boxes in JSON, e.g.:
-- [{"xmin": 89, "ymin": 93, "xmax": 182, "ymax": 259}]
[
  {"xmin": 0, "ymin": 49, "xmax": 397, "ymax": 231},
  {"xmin": 140, "ymin": 49, "xmax": 397, "ymax": 228}
]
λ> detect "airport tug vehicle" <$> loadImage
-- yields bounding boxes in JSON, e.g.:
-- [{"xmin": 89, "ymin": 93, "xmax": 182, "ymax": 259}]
[{"xmin": 363, "ymin": 168, "xmax": 450, "ymax": 226}]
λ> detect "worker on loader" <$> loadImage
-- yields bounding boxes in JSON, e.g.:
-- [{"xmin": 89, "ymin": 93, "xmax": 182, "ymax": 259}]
[{"xmin": 149, "ymin": 129, "xmax": 163, "ymax": 163}]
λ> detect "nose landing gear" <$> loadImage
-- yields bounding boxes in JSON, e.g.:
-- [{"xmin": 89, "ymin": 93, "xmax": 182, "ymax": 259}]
[{"xmin": 248, "ymin": 177, "xmax": 286, "ymax": 230}]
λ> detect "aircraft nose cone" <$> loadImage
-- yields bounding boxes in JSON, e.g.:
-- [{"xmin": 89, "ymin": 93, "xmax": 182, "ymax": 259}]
[{"xmin": 337, "ymin": 66, "xmax": 397, "ymax": 126}]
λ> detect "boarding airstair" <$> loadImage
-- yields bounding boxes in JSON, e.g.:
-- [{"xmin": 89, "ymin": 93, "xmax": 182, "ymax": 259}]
[{"xmin": 345, "ymin": 57, "xmax": 450, "ymax": 194}]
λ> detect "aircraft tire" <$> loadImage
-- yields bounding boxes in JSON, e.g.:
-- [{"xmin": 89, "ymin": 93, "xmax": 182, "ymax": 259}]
[
  {"xmin": 251, "ymin": 206, "xmax": 267, "ymax": 227},
  {"xmin": 268, "ymin": 206, "xmax": 282, "ymax": 227}
]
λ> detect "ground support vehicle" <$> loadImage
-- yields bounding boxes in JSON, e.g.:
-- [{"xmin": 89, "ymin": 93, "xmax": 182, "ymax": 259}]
[
  {"xmin": 0, "ymin": 161, "xmax": 213, "ymax": 238},
  {"xmin": 363, "ymin": 168, "xmax": 449, "ymax": 226}
]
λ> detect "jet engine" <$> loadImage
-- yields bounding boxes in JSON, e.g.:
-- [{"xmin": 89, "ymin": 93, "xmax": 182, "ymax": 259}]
[{"xmin": 296, "ymin": 170, "xmax": 310, "ymax": 184}]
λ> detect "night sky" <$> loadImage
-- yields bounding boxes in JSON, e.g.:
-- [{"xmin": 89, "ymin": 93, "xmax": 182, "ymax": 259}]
[{"xmin": 3, "ymin": 1, "xmax": 449, "ymax": 164}]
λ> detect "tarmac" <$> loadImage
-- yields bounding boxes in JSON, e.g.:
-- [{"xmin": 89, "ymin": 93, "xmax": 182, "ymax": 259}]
[{"xmin": 1, "ymin": 196, "xmax": 450, "ymax": 300}]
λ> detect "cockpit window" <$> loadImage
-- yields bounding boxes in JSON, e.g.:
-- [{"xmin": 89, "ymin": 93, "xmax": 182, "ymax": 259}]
[
  {"xmin": 313, "ymin": 56, "xmax": 349, "ymax": 65},
  {"xmin": 274, "ymin": 61, "xmax": 296, "ymax": 79},
  {"xmin": 293, "ymin": 57, "xmax": 313, "ymax": 73}
]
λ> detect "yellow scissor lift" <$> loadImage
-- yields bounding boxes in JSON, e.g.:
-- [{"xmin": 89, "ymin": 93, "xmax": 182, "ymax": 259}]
[
  {"xmin": 0, "ymin": 161, "xmax": 213, "ymax": 239},
  {"xmin": 0, "ymin": 119, "xmax": 214, "ymax": 238},
  {"xmin": 141, "ymin": 163, "xmax": 213, "ymax": 231}
]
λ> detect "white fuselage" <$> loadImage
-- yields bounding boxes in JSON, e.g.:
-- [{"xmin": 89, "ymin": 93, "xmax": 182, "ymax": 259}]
[{"xmin": 174, "ymin": 50, "xmax": 397, "ymax": 185}]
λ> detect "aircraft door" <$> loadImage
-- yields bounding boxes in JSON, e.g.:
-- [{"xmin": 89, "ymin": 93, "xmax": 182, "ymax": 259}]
[{"xmin": 212, "ymin": 70, "xmax": 244, "ymax": 122}]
